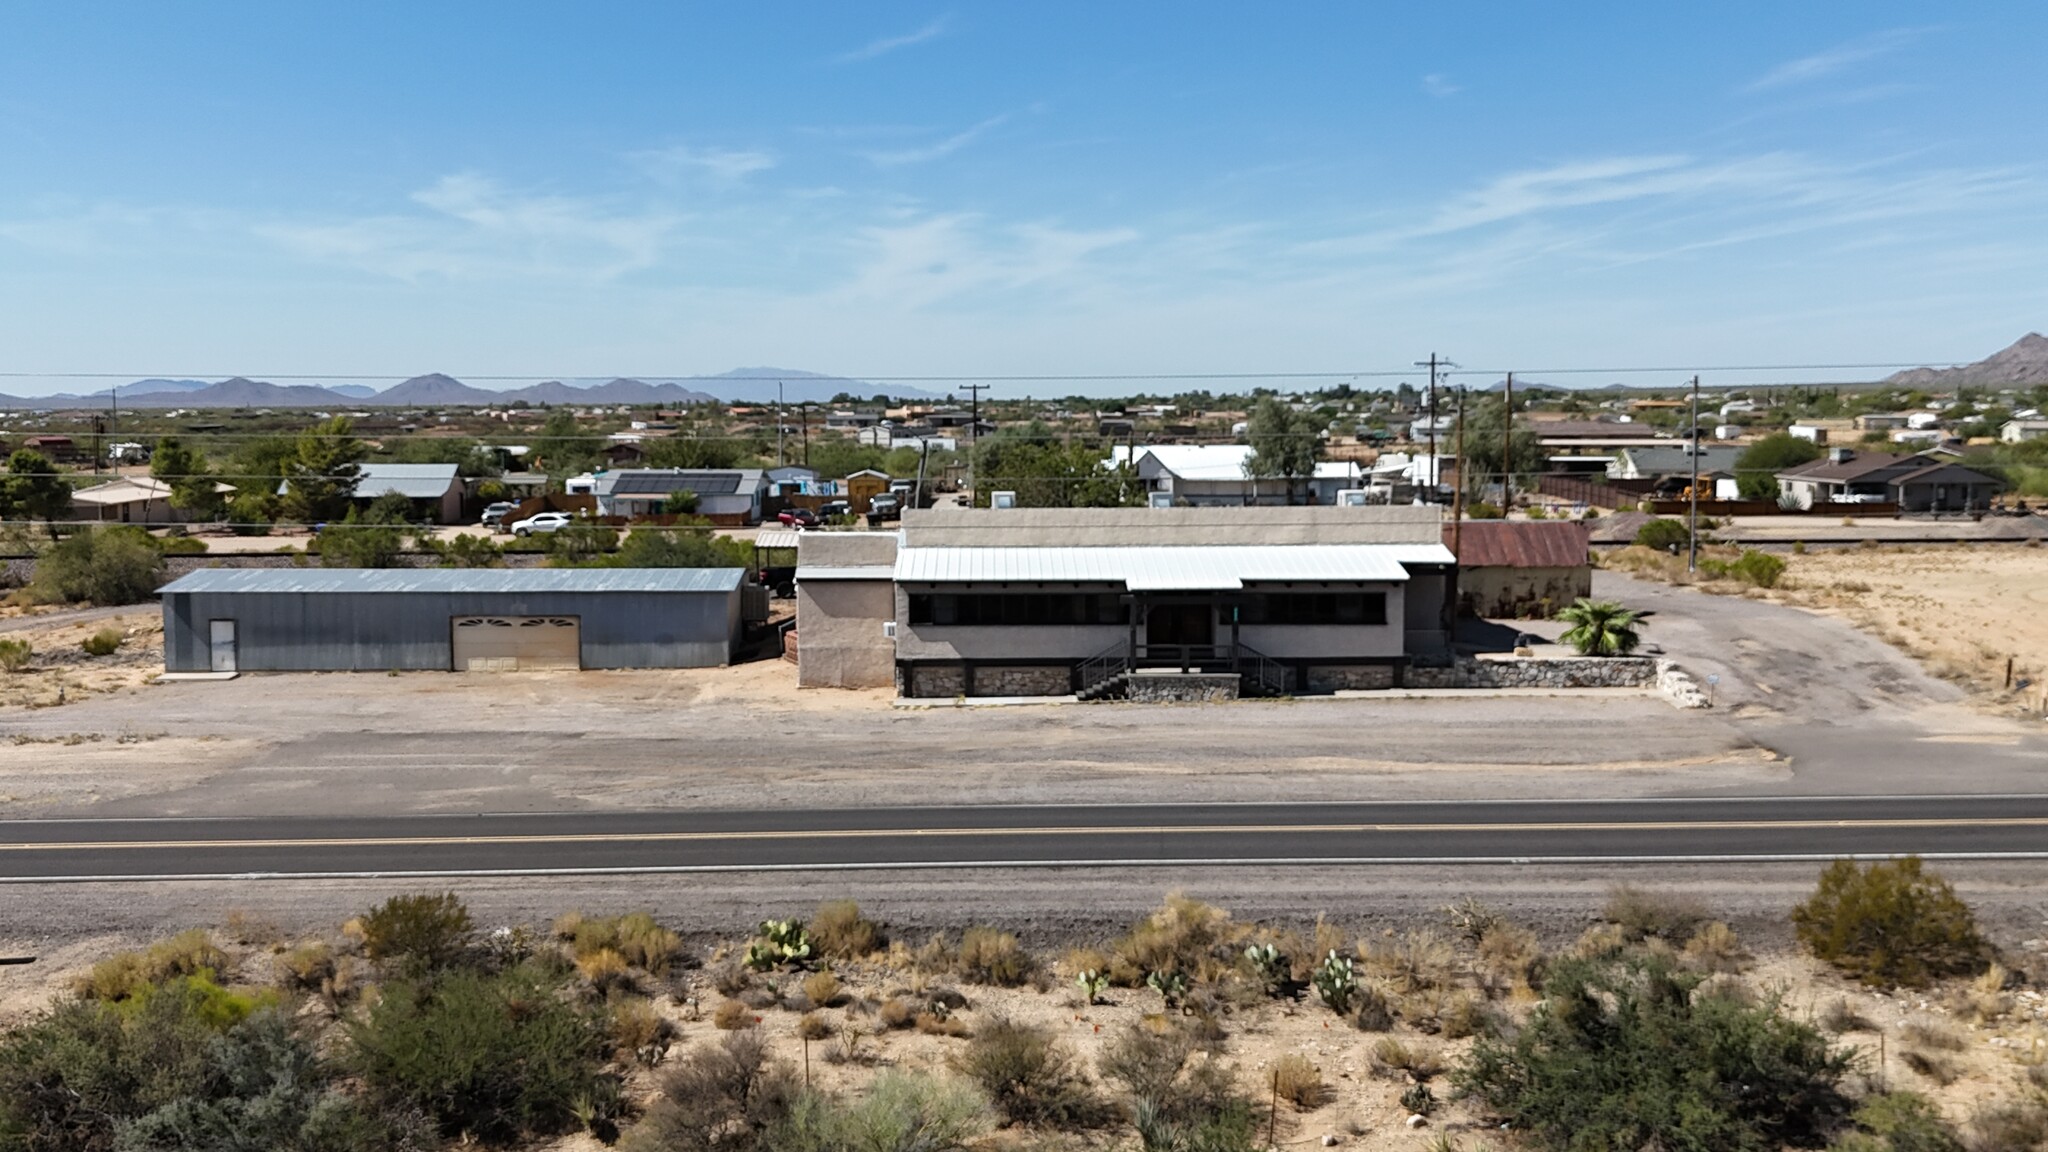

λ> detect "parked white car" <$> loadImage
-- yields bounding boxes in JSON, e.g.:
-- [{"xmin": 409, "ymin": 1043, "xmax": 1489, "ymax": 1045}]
[{"xmin": 510, "ymin": 511, "xmax": 573, "ymax": 537}]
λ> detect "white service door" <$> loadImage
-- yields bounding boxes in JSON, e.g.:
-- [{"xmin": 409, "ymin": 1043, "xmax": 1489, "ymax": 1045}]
[
  {"xmin": 450, "ymin": 616, "xmax": 581, "ymax": 671},
  {"xmin": 207, "ymin": 619, "xmax": 237, "ymax": 672}
]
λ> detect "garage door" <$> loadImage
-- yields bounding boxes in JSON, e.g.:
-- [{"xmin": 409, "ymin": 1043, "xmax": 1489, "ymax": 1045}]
[{"xmin": 450, "ymin": 616, "xmax": 581, "ymax": 671}]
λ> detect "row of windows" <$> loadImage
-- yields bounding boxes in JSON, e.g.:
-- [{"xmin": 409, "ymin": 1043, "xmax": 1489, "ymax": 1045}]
[{"xmin": 906, "ymin": 592, "xmax": 1389, "ymax": 627}]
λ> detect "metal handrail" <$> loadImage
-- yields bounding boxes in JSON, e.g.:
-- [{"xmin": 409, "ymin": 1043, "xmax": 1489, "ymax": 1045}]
[
  {"xmin": 1076, "ymin": 639, "xmax": 1132, "ymax": 694},
  {"xmin": 1232, "ymin": 639, "xmax": 1289, "ymax": 696}
]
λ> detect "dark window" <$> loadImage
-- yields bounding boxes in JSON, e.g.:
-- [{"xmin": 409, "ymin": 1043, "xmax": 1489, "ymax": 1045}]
[
  {"xmin": 908, "ymin": 593, "xmax": 1126, "ymax": 626},
  {"xmin": 1237, "ymin": 592, "xmax": 1387, "ymax": 626}
]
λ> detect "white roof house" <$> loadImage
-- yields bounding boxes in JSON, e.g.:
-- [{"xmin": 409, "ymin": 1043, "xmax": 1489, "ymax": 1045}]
[
  {"xmin": 73, "ymin": 476, "xmax": 236, "ymax": 525},
  {"xmin": 1108, "ymin": 445, "xmax": 1363, "ymax": 506}
]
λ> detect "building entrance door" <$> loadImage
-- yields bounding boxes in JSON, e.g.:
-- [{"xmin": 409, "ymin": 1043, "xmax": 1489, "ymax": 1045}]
[
  {"xmin": 207, "ymin": 620, "xmax": 237, "ymax": 672},
  {"xmin": 1145, "ymin": 603, "xmax": 1214, "ymax": 655}
]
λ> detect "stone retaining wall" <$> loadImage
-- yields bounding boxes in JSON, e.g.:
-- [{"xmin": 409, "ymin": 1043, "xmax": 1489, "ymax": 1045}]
[
  {"xmin": 1304, "ymin": 665, "xmax": 1396, "ymax": 693},
  {"xmin": 970, "ymin": 666, "xmax": 1070, "ymax": 697},
  {"xmin": 905, "ymin": 665, "xmax": 965, "ymax": 698},
  {"xmin": 1124, "ymin": 672, "xmax": 1240, "ymax": 703},
  {"xmin": 1402, "ymin": 656, "xmax": 1659, "ymax": 690}
]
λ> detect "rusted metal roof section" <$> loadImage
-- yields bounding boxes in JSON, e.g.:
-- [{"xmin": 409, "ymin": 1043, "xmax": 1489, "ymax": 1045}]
[{"xmin": 1445, "ymin": 521, "xmax": 1591, "ymax": 568}]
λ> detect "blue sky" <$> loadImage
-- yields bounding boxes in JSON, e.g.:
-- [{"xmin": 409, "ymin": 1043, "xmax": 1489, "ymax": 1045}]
[{"xmin": 2, "ymin": 2, "xmax": 2045, "ymax": 395}]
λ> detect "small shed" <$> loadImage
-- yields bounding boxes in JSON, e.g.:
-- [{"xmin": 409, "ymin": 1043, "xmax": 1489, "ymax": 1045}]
[
  {"xmin": 160, "ymin": 568, "xmax": 749, "ymax": 673},
  {"xmin": 1449, "ymin": 521, "xmax": 1592, "ymax": 619}
]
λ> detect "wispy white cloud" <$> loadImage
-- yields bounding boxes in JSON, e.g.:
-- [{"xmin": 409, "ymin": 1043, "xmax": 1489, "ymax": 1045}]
[
  {"xmin": 836, "ymin": 212, "xmax": 1137, "ymax": 309},
  {"xmin": 1745, "ymin": 28, "xmax": 1925, "ymax": 92},
  {"xmin": 862, "ymin": 114, "xmax": 1007, "ymax": 167},
  {"xmin": 629, "ymin": 144, "xmax": 776, "ymax": 183},
  {"xmin": 838, "ymin": 16, "xmax": 949, "ymax": 63},
  {"xmin": 1422, "ymin": 73, "xmax": 1460, "ymax": 98},
  {"xmin": 258, "ymin": 173, "xmax": 677, "ymax": 281}
]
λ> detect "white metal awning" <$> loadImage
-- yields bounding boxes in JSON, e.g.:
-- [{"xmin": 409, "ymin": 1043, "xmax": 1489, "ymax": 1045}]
[
  {"xmin": 894, "ymin": 545, "xmax": 1442, "ymax": 590},
  {"xmin": 795, "ymin": 565, "xmax": 896, "ymax": 581}
]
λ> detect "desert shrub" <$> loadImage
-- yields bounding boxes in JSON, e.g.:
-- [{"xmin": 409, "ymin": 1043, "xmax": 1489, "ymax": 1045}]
[
  {"xmin": 27, "ymin": 526, "xmax": 165, "ymax": 605},
  {"xmin": 1966, "ymin": 1096, "xmax": 2048, "ymax": 1152},
  {"xmin": 1950, "ymin": 963, "xmax": 2013, "ymax": 1024},
  {"xmin": 1351, "ymin": 984, "xmax": 1394, "ymax": 1031},
  {"xmin": 1270, "ymin": 1054, "xmax": 1325, "ymax": 1109},
  {"xmin": 625, "ymin": 1029, "xmax": 800, "ymax": 1152},
  {"xmin": 1730, "ymin": 548, "xmax": 1787, "ymax": 588},
  {"xmin": 1819, "ymin": 997, "xmax": 1876, "ymax": 1034},
  {"xmin": 954, "ymin": 1016, "xmax": 1100, "ymax": 1128},
  {"xmin": 1369, "ymin": 1036, "xmax": 1444, "ymax": 1082},
  {"xmin": 1898, "ymin": 1049, "xmax": 1959, "ymax": 1087},
  {"xmin": 1901, "ymin": 1020, "xmax": 1964, "ymax": 1052},
  {"xmin": 1828, "ymin": 1092, "xmax": 1965, "ymax": 1152},
  {"xmin": 1476, "ymin": 922, "xmax": 1544, "ymax": 995},
  {"xmin": 1635, "ymin": 517, "xmax": 1692, "ymax": 552},
  {"xmin": 811, "ymin": 900, "xmax": 885, "ymax": 960},
  {"xmin": 0, "ymin": 637, "xmax": 29, "ymax": 671},
  {"xmin": 915, "ymin": 1011, "xmax": 971, "ymax": 1039},
  {"xmin": 1097, "ymin": 1021, "xmax": 1252, "ymax": 1151},
  {"xmin": 0, "ymin": 994, "xmax": 415, "ymax": 1152},
  {"xmin": 346, "ymin": 962, "xmax": 615, "ymax": 1144},
  {"xmin": 577, "ymin": 947, "xmax": 634, "ymax": 993},
  {"xmin": 76, "ymin": 929, "xmax": 229, "ymax": 1001},
  {"xmin": 1792, "ymin": 857, "xmax": 1988, "ymax": 987},
  {"xmin": 1360, "ymin": 928, "xmax": 1456, "ymax": 993},
  {"xmin": 609, "ymin": 996, "xmax": 676, "ymax": 1066},
  {"xmin": 1109, "ymin": 894, "xmax": 1237, "ymax": 986},
  {"xmin": 357, "ymin": 892, "xmax": 474, "ymax": 972},
  {"xmin": 797, "ymin": 1011, "xmax": 834, "ymax": 1041},
  {"xmin": 1603, "ymin": 884, "xmax": 1710, "ymax": 941},
  {"xmin": 708, "ymin": 958, "xmax": 752, "ymax": 996},
  {"xmin": 1454, "ymin": 954, "xmax": 1852, "ymax": 1152},
  {"xmin": 772, "ymin": 1071, "xmax": 991, "ymax": 1152},
  {"xmin": 1683, "ymin": 921, "xmax": 1752, "ymax": 973},
  {"xmin": 565, "ymin": 911, "xmax": 680, "ymax": 975},
  {"xmin": 957, "ymin": 926, "xmax": 1032, "ymax": 987},
  {"xmin": 879, "ymin": 996, "xmax": 919, "ymax": 1030},
  {"xmin": 802, "ymin": 969, "xmax": 845, "ymax": 1008},
  {"xmin": 1465, "ymin": 501, "xmax": 1504, "ymax": 520},
  {"xmin": 715, "ymin": 999, "xmax": 758, "ymax": 1030},
  {"xmin": 81, "ymin": 627, "xmax": 125, "ymax": 656},
  {"xmin": 1443, "ymin": 897, "xmax": 1506, "ymax": 943},
  {"xmin": 278, "ymin": 941, "xmax": 336, "ymax": 991}
]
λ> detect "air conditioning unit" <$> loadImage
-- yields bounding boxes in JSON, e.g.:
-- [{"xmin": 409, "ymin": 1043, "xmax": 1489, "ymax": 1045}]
[
  {"xmin": 1336, "ymin": 488, "xmax": 1368, "ymax": 506},
  {"xmin": 991, "ymin": 491, "xmax": 1018, "ymax": 509},
  {"xmin": 1148, "ymin": 492, "xmax": 1173, "ymax": 509}
]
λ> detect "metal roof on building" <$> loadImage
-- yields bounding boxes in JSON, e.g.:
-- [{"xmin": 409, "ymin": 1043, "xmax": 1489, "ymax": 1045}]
[
  {"xmin": 795, "ymin": 565, "xmax": 896, "ymax": 581},
  {"xmin": 1446, "ymin": 521, "xmax": 1591, "ymax": 568},
  {"xmin": 273, "ymin": 463, "xmax": 461, "ymax": 501},
  {"xmin": 158, "ymin": 568, "xmax": 746, "ymax": 596},
  {"xmin": 894, "ymin": 544, "xmax": 1448, "ymax": 590},
  {"xmin": 609, "ymin": 469, "xmax": 751, "ymax": 496}
]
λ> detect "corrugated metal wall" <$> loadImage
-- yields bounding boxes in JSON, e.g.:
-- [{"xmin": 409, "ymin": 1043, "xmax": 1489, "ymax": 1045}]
[{"xmin": 163, "ymin": 588, "xmax": 740, "ymax": 672}]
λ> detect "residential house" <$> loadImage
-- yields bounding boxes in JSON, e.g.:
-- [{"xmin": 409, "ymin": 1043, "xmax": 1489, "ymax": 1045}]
[
  {"xmin": 1855, "ymin": 413, "xmax": 1911, "ymax": 432},
  {"xmin": 1447, "ymin": 521, "xmax": 1592, "ymax": 619},
  {"xmin": 280, "ymin": 463, "xmax": 464, "ymax": 523},
  {"xmin": 1113, "ymin": 445, "xmax": 1364, "ymax": 506},
  {"xmin": 1608, "ymin": 445, "xmax": 1743, "ymax": 497},
  {"xmin": 2000, "ymin": 419, "xmax": 2048, "ymax": 444},
  {"xmin": 794, "ymin": 505, "xmax": 1457, "ymax": 697},
  {"xmin": 72, "ymin": 476, "xmax": 236, "ymax": 524},
  {"xmin": 596, "ymin": 468, "xmax": 768, "ymax": 524},
  {"xmin": 20, "ymin": 435, "xmax": 80, "ymax": 463},
  {"xmin": 1776, "ymin": 449, "xmax": 2002, "ymax": 512}
]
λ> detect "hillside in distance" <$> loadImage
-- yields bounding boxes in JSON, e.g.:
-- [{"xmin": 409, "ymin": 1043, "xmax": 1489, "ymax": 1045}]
[
  {"xmin": 1885, "ymin": 333, "xmax": 2048, "ymax": 389},
  {"xmin": 0, "ymin": 368, "xmax": 929, "ymax": 409}
]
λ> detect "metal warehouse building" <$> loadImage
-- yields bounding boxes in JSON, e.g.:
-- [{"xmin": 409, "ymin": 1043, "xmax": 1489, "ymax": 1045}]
[{"xmin": 160, "ymin": 568, "xmax": 750, "ymax": 673}]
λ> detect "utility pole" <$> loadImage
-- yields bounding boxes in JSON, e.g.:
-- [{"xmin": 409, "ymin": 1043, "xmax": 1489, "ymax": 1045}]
[
  {"xmin": 800, "ymin": 401, "xmax": 810, "ymax": 469},
  {"xmin": 776, "ymin": 381, "xmax": 785, "ymax": 468},
  {"xmin": 1500, "ymin": 371, "xmax": 1514, "ymax": 509},
  {"xmin": 1451, "ymin": 385, "xmax": 1466, "ymax": 555},
  {"xmin": 962, "ymin": 382, "xmax": 990, "ymax": 501},
  {"xmin": 1413, "ymin": 354, "xmax": 1453, "ymax": 500},
  {"xmin": 1687, "ymin": 374, "xmax": 1701, "ymax": 573}
]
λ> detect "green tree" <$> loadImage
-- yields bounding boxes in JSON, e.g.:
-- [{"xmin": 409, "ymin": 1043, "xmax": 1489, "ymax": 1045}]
[
  {"xmin": 1734, "ymin": 432, "xmax": 1824, "ymax": 500},
  {"xmin": 972, "ymin": 423, "xmax": 1138, "ymax": 507},
  {"xmin": 1792, "ymin": 857, "xmax": 1987, "ymax": 987},
  {"xmin": 149, "ymin": 437, "xmax": 227, "ymax": 522},
  {"xmin": 800, "ymin": 439, "xmax": 889, "ymax": 481},
  {"xmin": 1555, "ymin": 598, "xmax": 1643, "ymax": 656},
  {"xmin": 280, "ymin": 417, "xmax": 366, "ymax": 523},
  {"xmin": 601, "ymin": 527, "xmax": 752, "ymax": 569},
  {"xmin": 387, "ymin": 436, "xmax": 502, "ymax": 478},
  {"xmin": 27, "ymin": 526, "xmax": 165, "ymax": 605},
  {"xmin": 1244, "ymin": 396, "xmax": 1321, "ymax": 503},
  {"xmin": 536, "ymin": 410, "xmax": 604, "ymax": 478},
  {"xmin": 661, "ymin": 489, "xmax": 700, "ymax": 515},
  {"xmin": 1455, "ymin": 953, "xmax": 1852, "ymax": 1152},
  {"xmin": 642, "ymin": 436, "xmax": 750, "ymax": 470},
  {"xmin": 1455, "ymin": 393, "xmax": 1546, "ymax": 504},
  {"xmin": 4, "ymin": 451, "xmax": 72, "ymax": 538},
  {"xmin": 544, "ymin": 522, "xmax": 619, "ymax": 565}
]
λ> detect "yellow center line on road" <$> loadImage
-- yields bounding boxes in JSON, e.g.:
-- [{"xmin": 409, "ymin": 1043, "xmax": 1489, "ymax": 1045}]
[{"xmin": 1, "ymin": 817, "xmax": 2045, "ymax": 852}]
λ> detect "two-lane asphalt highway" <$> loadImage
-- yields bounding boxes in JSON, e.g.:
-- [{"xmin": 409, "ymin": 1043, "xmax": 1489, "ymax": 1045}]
[{"xmin": 3, "ymin": 796, "xmax": 2047, "ymax": 881}]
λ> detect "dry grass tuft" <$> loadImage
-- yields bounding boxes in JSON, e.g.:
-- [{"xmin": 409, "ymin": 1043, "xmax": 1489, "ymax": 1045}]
[
  {"xmin": 1271, "ymin": 1053, "xmax": 1327, "ymax": 1109},
  {"xmin": 797, "ymin": 1010, "xmax": 834, "ymax": 1041},
  {"xmin": 879, "ymin": 995, "xmax": 919, "ymax": 1031},
  {"xmin": 713, "ymin": 998, "xmax": 757, "ymax": 1030},
  {"xmin": 811, "ymin": 900, "xmax": 884, "ymax": 960},
  {"xmin": 1900, "ymin": 1048, "xmax": 1960, "ymax": 1086},
  {"xmin": 1901, "ymin": 1019, "xmax": 1965, "ymax": 1052},
  {"xmin": 1109, "ymin": 892, "xmax": 1239, "ymax": 986},
  {"xmin": 1818, "ymin": 997, "xmax": 1876, "ymax": 1034},
  {"xmin": 76, "ymin": 929, "xmax": 229, "ymax": 1001},
  {"xmin": 576, "ymin": 947, "xmax": 634, "ymax": 992},
  {"xmin": 1680, "ymin": 921, "xmax": 1751, "ymax": 974},
  {"xmin": 1360, "ymin": 928, "xmax": 1456, "ymax": 994},
  {"xmin": 1603, "ymin": 884, "xmax": 1710, "ymax": 941},
  {"xmin": 801, "ymin": 969, "xmax": 845, "ymax": 1008},
  {"xmin": 277, "ymin": 941, "xmax": 335, "ymax": 991},
  {"xmin": 1476, "ymin": 922, "xmax": 1544, "ymax": 997},
  {"xmin": 957, "ymin": 926, "xmax": 1033, "ymax": 987},
  {"xmin": 608, "ymin": 996, "xmax": 675, "ymax": 1065}
]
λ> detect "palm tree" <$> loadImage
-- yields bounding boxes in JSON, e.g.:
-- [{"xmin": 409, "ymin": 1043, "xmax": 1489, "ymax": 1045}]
[{"xmin": 1556, "ymin": 598, "xmax": 1643, "ymax": 657}]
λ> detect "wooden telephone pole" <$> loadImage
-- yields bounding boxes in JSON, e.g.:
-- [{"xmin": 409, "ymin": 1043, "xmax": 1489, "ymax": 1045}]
[
  {"xmin": 1500, "ymin": 371, "xmax": 1514, "ymax": 508},
  {"xmin": 1414, "ymin": 354, "xmax": 1453, "ymax": 500}
]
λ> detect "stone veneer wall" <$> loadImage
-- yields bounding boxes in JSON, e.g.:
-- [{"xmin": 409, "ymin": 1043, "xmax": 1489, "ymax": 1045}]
[
  {"xmin": 1124, "ymin": 673, "xmax": 1240, "ymax": 703},
  {"xmin": 906, "ymin": 665, "xmax": 966, "ymax": 698},
  {"xmin": 1304, "ymin": 665, "xmax": 1396, "ymax": 692},
  {"xmin": 970, "ymin": 666, "xmax": 1071, "ymax": 697},
  {"xmin": 1402, "ymin": 656, "xmax": 1658, "ymax": 690}
]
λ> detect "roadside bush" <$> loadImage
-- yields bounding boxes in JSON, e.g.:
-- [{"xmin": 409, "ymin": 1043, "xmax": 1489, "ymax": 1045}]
[
  {"xmin": 623, "ymin": 1030, "xmax": 799, "ymax": 1152},
  {"xmin": 1455, "ymin": 953, "xmax": 1852, "ymax": 1152},
  {"xmin": 1109, "ymin": 894, "xmax": 1238, "ymax": 986},
  {"xmin": 954, "ymin": 1016, "xmax": 1100, "ymax": 1128},
  {"xmin": 81, "ymin": 627, "xmax": 125, "ymax": 656},
  {"xmin": 562, "ymin": 911, "xmax": 681, "ymax": 975},
  {"xmin": 957, "ymin": 926, "xmax": 1032, "ymax": 987},
  {"xmin": 1792, "ymin": 857, "xmax": 1988, "ymax": 987},
  {"xmin": 27, "ymin": 526, "xmax": 164, "ymax": 605},
  {"xmin": 346, "ymin": 962, "xmax": 616, "ymax": 1144},
  {"xmin": 1603, "ymin": 883, "xmax": 1710, "ymax": 941},
  {"xmin": 811, "ymin": 900, "xmax": 884, "ymax": 959},
  {"xmin": 1683, "ymin": 921, "xmax": 1752, "ymax": 973},
  {"xmin": 1965, "ymin": 1096, "xmax": 2048, "ymax": 1152},
  {"xmin": 154, "ymin": 534, "xmax": 209, "ymax": 555},
  {"xmin": 1270, "ymin": 1054, "xmax": 1325, "ymax": 1109},
  {"xmin": 76, "ymin": 929, "xmax": 229, "ymax": 1001},
  {"xmin": 1100, "ymin": 1024, "xmax": 1255, "ymax": 1152},
  {"xmin": 0, "ymin": 637, "xmax": 29, "ymax": 671},
  {"xmin": 1731, "ymin": 548, "xmax": 1787, "ymax": 588},
  {"xmin": 427, "ymin": 533, "xmax": 504, "ymax": 568},
  {"xmin": 1829, "ymin": 1092, "xmax": 1965, "ymax": 1152},
  {"xmin": 1464, "ymin": 501, "xmax": 1504, "ymax": 520},
  {"xmin": 1635, "ymin": 517, "xmax": 1692, "ymax": 552},
  {"xmin": 358, "ymin": 892, "xmax": 475, "ymax": 972},
  {"xmin": 802, "ymin": 970, "xmax": 844, "ymax": 1008},
  {"xmin": 772, "ymin": 1071, "xmax": 991, "ymax": 1152}
]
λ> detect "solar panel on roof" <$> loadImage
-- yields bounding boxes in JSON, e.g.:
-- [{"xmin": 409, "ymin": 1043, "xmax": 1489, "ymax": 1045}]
[{"xmin": 610, "ymin": 471, "xmax": 745, "ymax": 495}]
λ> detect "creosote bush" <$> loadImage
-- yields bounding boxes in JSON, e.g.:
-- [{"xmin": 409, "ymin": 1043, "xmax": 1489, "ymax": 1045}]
[
  {"xmin": 1602, "ymin": 883, "xmax": 1710, "ymax": 942},
  {"xmin": 358, "ymin": 892, "xmax": 475, "ymax": 972},
  {"xmin": 76, "ymin": 928, "xmax": 229, "ymax": 1002},
  {"xmin": 957, "ymin": 925, "xmax": 1033, "ymax": 987},
  {"xmin": 1792, "ymin": 857, "xmax": 1988, "ymax": 987},
  {"xmin": 954, "ymin": 1015, "xmax": 1100, "ymax": 1128},
  {"xmin": 0, "ymin": 637, "xmax": 28, "ymax": 671},
  {"xmin": 624, "ymin": 1030, "xmax": 799, "ymax": 1152},
  {"xmin": 80, "ymin": 627, "xmax": 125, "ymax": 656},
  {"xmin": 810, "ymin": 899, "xmax": 885, "ymax": 960}
]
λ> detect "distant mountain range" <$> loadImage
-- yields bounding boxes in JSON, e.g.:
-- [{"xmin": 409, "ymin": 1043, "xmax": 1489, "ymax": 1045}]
[
  {"xmin": 1883, "ymin": 333, "xmax": 2048, "ymax": 389},
  {"xmin": 0, "ymin": 368, "xmax": 933, "ymax": 410}
]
